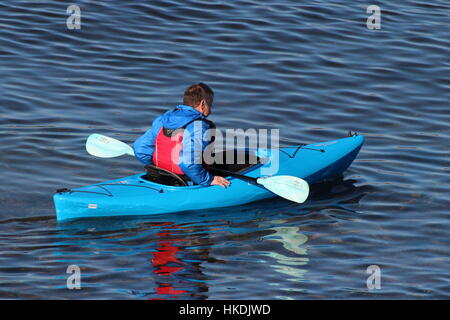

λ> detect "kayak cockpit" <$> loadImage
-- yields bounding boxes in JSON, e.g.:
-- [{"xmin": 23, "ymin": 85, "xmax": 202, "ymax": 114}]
[{"xmin": 141, "ymin": 149, "xmax": 262, "ymax": 187}]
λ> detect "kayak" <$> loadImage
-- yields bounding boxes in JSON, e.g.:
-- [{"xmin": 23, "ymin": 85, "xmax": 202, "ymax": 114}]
[{"xmin": 53, "ymin": 134, "xmax": 364, "ymax": 222}]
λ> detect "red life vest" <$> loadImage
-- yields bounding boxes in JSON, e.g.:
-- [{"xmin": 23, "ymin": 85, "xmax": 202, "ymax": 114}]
[
  {"xmin": 153, "ymin": 127, "xmax": 186, "ymax": 175},
  {"xmin": 153, "ymin": 119, "xmax": 214, "ymax": 175}
]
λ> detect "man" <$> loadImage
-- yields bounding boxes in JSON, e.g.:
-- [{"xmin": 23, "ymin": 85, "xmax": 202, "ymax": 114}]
[{"xmin": 134, "ymin": 83, "xmax": 230, "ymax": 188}]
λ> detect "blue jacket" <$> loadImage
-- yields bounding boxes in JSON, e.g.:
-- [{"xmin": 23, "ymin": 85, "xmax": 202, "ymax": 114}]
[{"xmin": 133, "ymin": 105, "xmax": 214, "ymax": 186}]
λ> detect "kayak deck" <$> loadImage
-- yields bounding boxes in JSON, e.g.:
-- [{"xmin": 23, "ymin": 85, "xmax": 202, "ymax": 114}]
[{"xmin": 54, "ymin": 135, "xmax": 364, "ymax": 222}]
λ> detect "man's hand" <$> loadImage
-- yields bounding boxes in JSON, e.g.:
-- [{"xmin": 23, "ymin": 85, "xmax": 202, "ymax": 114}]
[{"xmin": 211, "ymin": 176, "xmax": 231, "ymax": 188}]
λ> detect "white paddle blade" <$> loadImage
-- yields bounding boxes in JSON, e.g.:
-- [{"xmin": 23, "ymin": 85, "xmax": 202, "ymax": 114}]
[
  {"xmin": 86, "ymin": 134, "xmax": 135, "ymax": 158},
  {"xmin": 257, "ymin": 175, "xmax": 309, "ymax": 203}
]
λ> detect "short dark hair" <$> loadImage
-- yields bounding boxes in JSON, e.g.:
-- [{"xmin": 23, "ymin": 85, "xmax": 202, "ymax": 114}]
[{"xmin": 183, "ymin": 83, "xmax": 214, "ymax": 108}]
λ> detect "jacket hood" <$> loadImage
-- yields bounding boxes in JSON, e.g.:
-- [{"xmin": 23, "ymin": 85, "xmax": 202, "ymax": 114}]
[{"xmin": 161, "ymin": 105, "xmax": 205, "ymax": 129}]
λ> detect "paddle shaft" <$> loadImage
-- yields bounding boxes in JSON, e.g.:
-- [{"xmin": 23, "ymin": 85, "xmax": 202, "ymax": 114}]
[{"xmin": 211, "ymin": 168, "xmax": 258, "ymax": 184}]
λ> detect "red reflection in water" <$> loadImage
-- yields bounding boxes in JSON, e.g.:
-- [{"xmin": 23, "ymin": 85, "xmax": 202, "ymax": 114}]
[
  {"xmin": 150, "ymin": 228, "xmax": 186, "ymax": 298},
  {"xmin": 155, "ymin": 283, "xmax": 186, "ymax": 295}
]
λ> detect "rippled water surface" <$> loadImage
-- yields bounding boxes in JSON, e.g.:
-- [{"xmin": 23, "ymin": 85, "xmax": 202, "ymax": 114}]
[{"xmin": 0, "ymin": 0, "xmax": 449, "ymax": 299}]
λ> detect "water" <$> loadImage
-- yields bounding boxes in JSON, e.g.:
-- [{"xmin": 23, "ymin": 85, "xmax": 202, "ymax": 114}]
[{"xmin": 0, "ymin": 0, "xmax": 449, "ymax": 299}]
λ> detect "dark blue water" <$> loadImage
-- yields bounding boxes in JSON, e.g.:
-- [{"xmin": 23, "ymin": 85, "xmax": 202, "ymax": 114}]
[{"xmin": 0, "ymin": 0, "xmax": 449, "ymax": 299}]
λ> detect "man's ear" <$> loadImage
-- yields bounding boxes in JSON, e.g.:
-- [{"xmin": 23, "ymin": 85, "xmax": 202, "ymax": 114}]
[{"xmin": 200, "ymin": 99, "xmax": 207, "ymax": 112}]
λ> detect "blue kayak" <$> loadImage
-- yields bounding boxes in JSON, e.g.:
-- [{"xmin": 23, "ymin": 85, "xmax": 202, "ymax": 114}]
[{"xmin": 53, "ymin": 134, "xmax": 364, "ymax": 222}]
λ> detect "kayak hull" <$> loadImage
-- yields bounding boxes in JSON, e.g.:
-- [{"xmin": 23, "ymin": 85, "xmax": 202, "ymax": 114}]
[{"xmin": 54, "ymin": 135, "xmax": 364, "ymax": 222}]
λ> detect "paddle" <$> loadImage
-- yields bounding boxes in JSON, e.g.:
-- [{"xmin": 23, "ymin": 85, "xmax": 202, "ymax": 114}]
[
  {"xmin": 210, "ymin": 167, "xmax": 309, "ymax": 203},
  {"xmin": 86, "ymin": 133, "xmax": 136, "ymax": 158},
  {"xmin": 85, "ymin": 133, "xmax": 309, "ymax": 203}
]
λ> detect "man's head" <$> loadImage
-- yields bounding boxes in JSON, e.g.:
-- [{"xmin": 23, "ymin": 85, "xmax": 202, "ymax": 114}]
[{"xmin": 183, "ymin": 83, "xmax": 214, "ymax": 116}]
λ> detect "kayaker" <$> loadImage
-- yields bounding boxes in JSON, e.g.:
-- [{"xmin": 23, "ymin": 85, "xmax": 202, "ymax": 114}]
[{"xmin": 134, "ymin": 83, "xmax": 231, "ymax": 188}]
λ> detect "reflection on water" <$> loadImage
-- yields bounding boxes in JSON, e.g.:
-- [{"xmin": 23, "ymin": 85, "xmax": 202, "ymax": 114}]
[
  {"xmin": 262, "ymin": 226, "xmax": 308, "ymax": 272},
  {"xmin": 4, "ymin": 173, "xmax": 448, "ymax": 299},
  {"xmin": 260, "ymin": 225, "xmax": 309, "ymax": 299},
  {"xmin": 150, "ymin": 223, "xmax": 187, "ymax": 298},
  {"xmin": 1, "ymin": 177, "xmax": 387, "ymax": 299}
]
